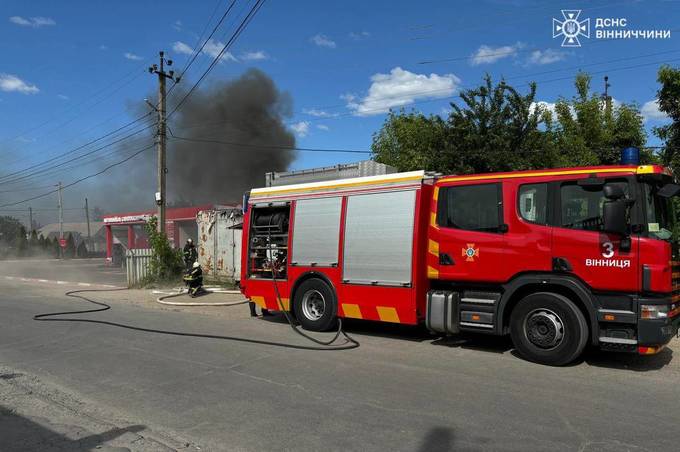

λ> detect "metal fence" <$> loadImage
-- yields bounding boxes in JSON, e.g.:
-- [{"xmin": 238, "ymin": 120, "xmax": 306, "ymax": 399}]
[{"xmin": 125, "ymin": 248, "xmax": 153, "ymax": 287}]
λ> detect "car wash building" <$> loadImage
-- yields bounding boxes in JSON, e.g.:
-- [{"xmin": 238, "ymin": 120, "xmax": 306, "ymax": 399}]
[{"xmin": 102, "ymin": 205, "xmax": 212, "ymax": 263}]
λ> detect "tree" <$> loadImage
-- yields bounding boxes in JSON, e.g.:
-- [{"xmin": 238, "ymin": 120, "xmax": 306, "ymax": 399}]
[
  {"xmin": 14, "ymin": 226, "xmax": 28, "ymax": 257},
  {"xmin": 63, "ymin": 233, "xmax": 76, "ymax": 259},
  {"xmin": 38, "ymin": 234, "xmax": 47, "ymax": 253},
  {"xmin": 51, "ymin": 237, "xmax": 60, "ymax": 258},
  {"xmin": 548, "ymin": 73, "xmax": 647, "ymax": 166},
  {"xmin": 447, "ymin": 75, "xmax": 554, "ymax": 173},
  {"xmin": 28, "ymin": 230, "xmax": 39, "ymax": 256},
  {"xmin": 653, "ymin": 65, "xmax": 680, "ymax": 168},
  {"xmin": 372, "ymin": 110, "xmax": 448, "ymax": 172}
]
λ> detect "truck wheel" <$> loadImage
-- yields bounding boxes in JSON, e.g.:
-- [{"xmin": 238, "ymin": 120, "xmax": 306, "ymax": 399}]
[
  {"xmin": 293, "ymin": 278, "xmax": 338, "ymax": 332},
  {"xmin": 509, "ymin": 292, "xmax": 588, "ymax": 366}
]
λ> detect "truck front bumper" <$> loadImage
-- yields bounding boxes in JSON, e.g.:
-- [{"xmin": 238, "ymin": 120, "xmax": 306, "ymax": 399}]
[{"xmin": 637, "ymin": 312, "xmax": 680, "ymax": 353}]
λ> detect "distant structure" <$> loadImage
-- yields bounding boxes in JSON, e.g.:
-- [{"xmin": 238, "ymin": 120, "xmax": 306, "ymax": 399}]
[
  {"xmin": 264, "ymin": 160, "xmax": 397, "ymax": 187},
  {"xmin": 38, "ymin": 222, "xmax": 106, "ymax": 253}
]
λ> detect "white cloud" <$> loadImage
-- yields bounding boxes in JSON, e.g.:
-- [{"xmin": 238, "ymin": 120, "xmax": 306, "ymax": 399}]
[
  {"xmin": 349, "ymin": 31, "xmax": 371, "ymax": 40},
  {"xmin": 290, "ymin": 121, "xmax": 310, "ymax": 137},
  {"xmin": 470, "ymin": 42, "xmax": 522, "ymax": 66},
  {"xmin": 530, "ymin": 101, "xmax": 557, "ymax": 116},
  {"xmin": 9, "ymin": 16, "xmax": 55, "ymax": 28},
  {"xmin": 241, "ymin": 50, "xmax": 269, "ymax": 61},
  {"xmin": 203, "ymin": 39, "xmax": 237, "ymax": 62},
  {"xmin": 317, "ymin": 124, "xmax": 330, "ymax": 131},
  {"xmin": 641, "ymin": 99, "xmax": 669, "ymax": 122},
  {"xmin": 57, "ymin": 94, "xmax": 69, "ymax": 100},
  {"xmin": 99, "ymin": 44, "xmax": 108, "ymax": 51},
  {"xmin": 173, "ymin": 20, "xmax": 182, "ymax": 31},
  {"xmin": 173, "ymin": 41, "xmax": 194, "ymax": 55},
  {"xmin": 346, "ymin": 67, "xmax": 461, "ymax": 116},
  {"xmin": 310, "ymin": 34, "xmax": 336, "ymax": 48},
  {"xmin": 526, "ymin": 49, "xmax": 566, "ymax": 65},
  {"xmin": 302, "ymin": 108, "xmax": 339, "ymax": 118},
  {"xmin": 124, "ymin": 52, "xmax": 143, "ymax": 61},
  {"xmin": 0, "ymin": 74, "xmax": 39, "ymax": 94}
]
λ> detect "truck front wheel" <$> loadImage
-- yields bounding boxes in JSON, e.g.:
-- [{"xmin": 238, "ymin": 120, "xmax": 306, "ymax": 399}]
[
  {"xmin": 509, "ymin": 292, "xmax": 588, "ymax": 366},
  {"xmin": 293, "ymin": 278, "xmax": 338, "ymax": 332}
]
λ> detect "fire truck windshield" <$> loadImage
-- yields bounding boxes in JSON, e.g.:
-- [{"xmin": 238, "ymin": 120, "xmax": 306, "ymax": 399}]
[{"xmin": 642, "ymin": 182, "xmax": 676, "ymax": 241}]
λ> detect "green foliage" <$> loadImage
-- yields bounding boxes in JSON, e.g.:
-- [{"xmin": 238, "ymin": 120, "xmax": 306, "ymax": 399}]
[
  {"xmin": 14, "ymin": 226, "xmax": 28, "ymax": 257},
  {"xmin": 654, "ymin": 65, "xmax": 680, "ymax": 168},
  {"xmin": 143, "ymin": 216, "xmax": 184, "ymax": 282},
  {"xmin": 372, "ymin": 73, "xmax": 649, "ymax": 174},
  {"xmin": 549, "ymin": 73, "xmax": 648, "ymax": 166},
  {"xmin": 63, "ymin": 233, "xmax": 76, "ymax": 259},
  {"xmin": 51, "ymin": 237, "xmax": 60, "ymax": 258}
]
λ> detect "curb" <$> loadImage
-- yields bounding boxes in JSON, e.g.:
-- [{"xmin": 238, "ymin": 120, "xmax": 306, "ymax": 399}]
[{"xmin": 3, "ymin": 276, "xmax": 121, "ymax": 289}]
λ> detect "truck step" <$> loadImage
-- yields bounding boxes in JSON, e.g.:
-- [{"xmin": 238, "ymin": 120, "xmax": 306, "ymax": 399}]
[{"xmin": 461, "ymin": 291, "xmax": 501, "ymax": 306}]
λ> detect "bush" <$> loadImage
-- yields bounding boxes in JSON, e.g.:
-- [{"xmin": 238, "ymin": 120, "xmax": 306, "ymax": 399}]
[{"xmin": 143, "ymin": 217, "xmax": 184, "ymax": 283}]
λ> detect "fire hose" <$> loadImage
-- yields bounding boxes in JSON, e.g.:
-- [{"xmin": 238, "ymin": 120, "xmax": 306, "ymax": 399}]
[{"xmin": 32, "ymin": 286, "xmax": 359, "ymax": 351}]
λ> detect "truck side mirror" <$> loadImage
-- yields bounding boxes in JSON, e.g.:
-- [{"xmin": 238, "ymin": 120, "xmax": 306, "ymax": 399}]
[
  {"xmin": 603, "ymin": 200, "xmax": 627, "ymax": 235},
  {"xmin": 603, "ymin": 183, "xmax": 625, "ymax": 200},
  {"xmin": 657, "ymin": 183, "xmax": 680, "ymax": 198}
]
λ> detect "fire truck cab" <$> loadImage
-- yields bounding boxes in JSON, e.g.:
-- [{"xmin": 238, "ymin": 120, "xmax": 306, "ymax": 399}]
[{"xmin": 241, "ymin": 164, "xmax": 680, "ymax": 365}]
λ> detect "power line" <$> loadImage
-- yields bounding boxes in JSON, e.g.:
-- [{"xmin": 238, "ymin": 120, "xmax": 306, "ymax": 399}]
[
  {"xmin": 0, "ymin": 63, "xmax": 147, "ymax": 148},
  {"xmin": 298, "ymin": 55, "xmax": 680, "ymax": 122},
  {"xmin": 0, "ymin": 142, "xmax": 155, "ymax": 208},
  {"xmin": 168, "ymin": 0, "xmax": 238, "ymax": 96},
  {"xmin": 0, "ymin": 120, "xmax": 156, "ymax": 187},
  {"xmin": 168, "ymin": 0, "xmax": 267, "ymax": 119},
  {"xmin": 168, "ymin": 131, "xmax": 371, "ymax": 154},
  {"xmin": 0, "ymin": 113, "xmax": 154, "ymax": 183}
]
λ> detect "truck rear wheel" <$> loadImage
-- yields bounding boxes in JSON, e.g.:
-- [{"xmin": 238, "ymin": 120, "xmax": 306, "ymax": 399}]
[
  {"xmin": 510, "ymin": 292, "xmax": 588, "ymax": 366},
  {"xmin": 293, "ymin": 278, "xmax": 338, "ymax": 332}
]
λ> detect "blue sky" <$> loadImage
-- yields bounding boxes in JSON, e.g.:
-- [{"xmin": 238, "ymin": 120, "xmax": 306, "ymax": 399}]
[{"xmin": 0, "ymin": 0, "xmax": 678, "ymax": 220}]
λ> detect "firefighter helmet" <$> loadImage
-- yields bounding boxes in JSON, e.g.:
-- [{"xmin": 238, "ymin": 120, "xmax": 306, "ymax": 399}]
[
  {"xmin": 193, "ymin": 261, "xmax": 200, "ymax": 269},
  {"xmin": 187, "ymin": 238, "xmax": 193, "ymax": 244}
]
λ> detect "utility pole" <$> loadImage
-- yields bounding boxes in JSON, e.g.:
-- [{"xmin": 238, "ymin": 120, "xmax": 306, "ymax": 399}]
[
  {"xmin": 603, "ymin": 75, "xmax": 612, "ymax": 111},
  {"xmin": 28, "ymin": 207, "xmax": 33, "ymax": 233},
  {"xmin": 57, "ymin": 182, "xmax": 63, "ymax": 258},
  {"xmin": 84, "ymin": 197, "xmax": 91, "ymax": 243},
  {"xmin": 148, "ymin": 51, "xmax": 177, "ymax": 234}
]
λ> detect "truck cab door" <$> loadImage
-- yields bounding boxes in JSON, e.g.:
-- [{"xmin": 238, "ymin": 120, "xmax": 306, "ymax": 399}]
[
  {"xmin": 552, "ymin": 178, "xmax": 639, "ymax": 292},
  {"xmin": 433, "ymin": 182, "xmax": 507, "ymax": 283}
]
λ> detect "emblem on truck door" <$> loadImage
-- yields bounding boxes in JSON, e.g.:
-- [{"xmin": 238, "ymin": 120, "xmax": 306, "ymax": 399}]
[{"xmin": 462, "ymin": 243, "xmax": 479, "ymax": 262}]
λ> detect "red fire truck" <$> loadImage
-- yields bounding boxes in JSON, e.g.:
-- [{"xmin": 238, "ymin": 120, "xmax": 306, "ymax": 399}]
[{"xmin": 240, "ymin": 163, "xmax": 680, "ymax": 365}]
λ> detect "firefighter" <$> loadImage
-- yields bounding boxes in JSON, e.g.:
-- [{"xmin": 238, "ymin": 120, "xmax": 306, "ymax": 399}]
[
  {"xmin": 183, "ymin": 238, "xmax": 198, "ymax": 269},
  {"xmin": 183, "ymin": 261, "xmax": 204, "ymax": 297}
]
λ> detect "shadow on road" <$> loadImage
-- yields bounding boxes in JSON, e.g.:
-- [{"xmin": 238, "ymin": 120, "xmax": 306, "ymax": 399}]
[
  {"xmin": 582, "ymin": 346, "xmax": 674, "ymax": 371},
  {"xmin": 0, "ymin": 405, "xmax": 145, "ymax": 451},
  {"xmin": 417, "ymin": 426, "xmax": 456, "ymax": 452}
]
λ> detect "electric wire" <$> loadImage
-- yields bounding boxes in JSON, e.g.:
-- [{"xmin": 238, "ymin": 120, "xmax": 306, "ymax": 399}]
[
  {"xmin": 0, "ymin": 113, "xmax": 154, "ymax": 183},
  {"xmin": 0, "ymin": 121, "xmax": 157, "ymax": 187},
  {"xmin": 168, "ymin": 0, "xmax": 267, "ymax": 119},
  {"xmin": 167, "ymin": 0, "xmax": 239, "ymax": 97},
  {"xmin": 0, "ymin": 142, "xmax": 155, "ymax": 208},
  {"xmin": 168, "ymin": 131, "xmax": 371, "ymax": 154}
]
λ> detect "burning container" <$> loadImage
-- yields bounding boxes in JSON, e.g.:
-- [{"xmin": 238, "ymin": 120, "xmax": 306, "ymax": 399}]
[{"xmin": 197, "ymin": 207, "xmax": 243, "ymax": 281}]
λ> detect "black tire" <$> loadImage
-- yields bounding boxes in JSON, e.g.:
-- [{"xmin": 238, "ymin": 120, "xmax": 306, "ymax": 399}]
[
  {"xmin": 293, "ymin": 278, "xmax": 338, "ymax": 332},
  {"xmin": 509, "ymin": 292, "xmax": 588, "ymax": 366}
]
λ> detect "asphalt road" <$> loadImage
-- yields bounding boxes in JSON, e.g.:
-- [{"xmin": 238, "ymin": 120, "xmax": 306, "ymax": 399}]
[
  {"xmin": 2, "ymin": 278, "xmax": 680, "ymax": 451},
  {"xmin": 0, "ymin": 258, "xmax": 126, "ymax": 286}
]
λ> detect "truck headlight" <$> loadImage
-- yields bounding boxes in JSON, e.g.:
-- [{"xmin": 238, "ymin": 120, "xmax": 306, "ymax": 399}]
[{"xmin": 641, "ymin": 304, "xmax": 669, "ymax": 319}]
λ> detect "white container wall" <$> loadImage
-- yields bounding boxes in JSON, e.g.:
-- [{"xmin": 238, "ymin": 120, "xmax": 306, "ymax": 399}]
[{"xmin": 197, "ymin": 209, "xmax": 243, "ymax": 281}]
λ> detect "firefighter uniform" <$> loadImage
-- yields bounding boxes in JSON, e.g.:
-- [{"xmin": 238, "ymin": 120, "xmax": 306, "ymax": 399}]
[
  {"xmin": 184, "ymin": 262, "xmax": 203, "ymax": 297},
  {"xmin": 183, "ymin": 239, "xmax": 198, "ymax": 268}
]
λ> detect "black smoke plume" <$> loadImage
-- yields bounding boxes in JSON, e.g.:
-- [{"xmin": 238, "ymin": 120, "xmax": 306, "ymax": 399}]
[{"xmin": 166, "ymin": 69, "xmax": 296, "ymax": 205}]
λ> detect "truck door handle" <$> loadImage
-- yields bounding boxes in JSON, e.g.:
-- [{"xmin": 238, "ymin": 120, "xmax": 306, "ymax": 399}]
[{"xmin": 439, "ymin": 253, "xmax": 454, "ymax": 265}]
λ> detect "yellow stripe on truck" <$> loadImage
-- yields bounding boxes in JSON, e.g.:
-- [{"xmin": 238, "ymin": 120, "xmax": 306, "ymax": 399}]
[
  {"xmin": 428, "ymin": 239, "xmax": 439, "ymax": 257},
  {"xmin": 376, "ymin": 306, "xmax": 400, "ymax": 323},
  {"xmin": 251, "ymin": 296, "xmax": 267, "ymax": 308},
  {"xmin": 342, "ymin": 303, "xmax": 363, "ymax": 319}
]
